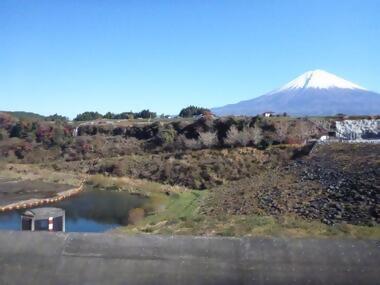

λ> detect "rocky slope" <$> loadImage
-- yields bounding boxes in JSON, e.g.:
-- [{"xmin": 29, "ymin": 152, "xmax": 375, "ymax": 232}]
[{"xmin": 206, "ymin": 144, "xmax": 380, "ymax": 226}]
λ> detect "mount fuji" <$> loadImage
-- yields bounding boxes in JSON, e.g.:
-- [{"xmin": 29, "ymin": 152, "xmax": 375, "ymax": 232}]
[{"xmin": 212, "ymin": 70, "xmax": 380, "ymax": 116}]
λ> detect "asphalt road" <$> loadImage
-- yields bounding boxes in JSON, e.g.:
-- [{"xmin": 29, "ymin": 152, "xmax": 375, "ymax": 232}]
[{"xmin": 0, "ymin": 231, "xmax": 379, "ymax": 285}]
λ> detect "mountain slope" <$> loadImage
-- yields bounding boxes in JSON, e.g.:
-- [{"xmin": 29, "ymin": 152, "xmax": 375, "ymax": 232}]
[
  {"xmin": 212, "ymin": 70, "xmax": 380, "ymax": 116},
  {"xmin": 1, "ymin": 111, "xmax": 46, "ymax": 120}
]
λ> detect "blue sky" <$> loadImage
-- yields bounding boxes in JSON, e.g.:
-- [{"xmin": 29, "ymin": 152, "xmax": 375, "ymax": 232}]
[{"xmin": 1, "ymin": 0, "xmax": 379, "ymax": 118}]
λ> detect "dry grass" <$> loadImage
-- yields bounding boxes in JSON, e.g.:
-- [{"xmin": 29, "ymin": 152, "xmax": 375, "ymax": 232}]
[
  {"xmin": 86, "ymin": 173, "xmax": 189, "ymax": 195},
  {"xmin": 0, "ymin": 163, "xmax": 83, "ymax": 186}
]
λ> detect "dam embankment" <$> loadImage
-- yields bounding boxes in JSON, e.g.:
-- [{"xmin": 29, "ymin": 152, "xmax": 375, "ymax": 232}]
[{"xmin": 335, "ymin": 119, "xmax": 380, "ymax": 141}]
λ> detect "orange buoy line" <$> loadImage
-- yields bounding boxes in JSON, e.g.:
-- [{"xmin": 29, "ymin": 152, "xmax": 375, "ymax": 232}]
[{"xmin": 0, "ymin": 181, "xmax": 85, "ymax": 213}]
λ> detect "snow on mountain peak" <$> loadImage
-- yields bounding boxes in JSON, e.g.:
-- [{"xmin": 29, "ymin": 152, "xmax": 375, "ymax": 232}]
[{"xmin": 276, "ymin": 69, "xmax": 367, "ymax": 92}]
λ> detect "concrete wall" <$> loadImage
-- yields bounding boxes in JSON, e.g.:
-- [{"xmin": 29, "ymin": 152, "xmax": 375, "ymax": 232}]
[
  {"xmin": 336, "ymin": 119, "xmax": 380, "ymax": 141},
  {"xmin": 0, "ymin": 231, "xmax": 379, "ymax": 285}
]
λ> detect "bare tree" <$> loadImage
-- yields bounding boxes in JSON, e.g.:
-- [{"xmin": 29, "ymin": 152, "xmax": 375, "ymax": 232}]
[
  {"xmin": 225, "ymin": 125, "xmax": 240, "ymax": 146},
  {"xmin": 249, "ymin": 127, "xmax": 263, "ymax": 145},
  {"xmin": 274, "ymin": 120, "xmax": 289, "ymax": 143},
  {"xmin": 177, "ymin": 134, "xmax": 201, "ymax": 149},
  {"xmin": 225, "ymin": 125, "xmax": 263, "ymax": 147},
  {"xmin": 199, "ymin": 132, "xmax": 217, "ymax": 148}
]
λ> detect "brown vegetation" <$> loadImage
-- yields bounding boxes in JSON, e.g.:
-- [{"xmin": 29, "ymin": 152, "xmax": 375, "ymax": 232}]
[
  {"xmin": 1, "ymin": 112, "xmax": 378, "ymax": 232},
  {"xmin": 204, "ymin": 144, "xmax": 380, "ymax": 226},
  {"xmin": 128, "ymin": 208, "xmax": 145, "ymax": 225},
  {"xmin": 0, "ymin": 112, "xmax": 332, "ymax": 164}
]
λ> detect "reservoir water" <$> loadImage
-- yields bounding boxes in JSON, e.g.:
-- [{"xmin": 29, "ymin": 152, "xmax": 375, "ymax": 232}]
[{"xmin": 0, "ymin": 188, "xmax": 147, "ymax": 232}]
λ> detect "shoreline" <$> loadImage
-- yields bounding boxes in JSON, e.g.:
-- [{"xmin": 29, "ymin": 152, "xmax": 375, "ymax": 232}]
[{"xmin": 0, "ymin": 182, "xmax": 85, "ymax": 213}]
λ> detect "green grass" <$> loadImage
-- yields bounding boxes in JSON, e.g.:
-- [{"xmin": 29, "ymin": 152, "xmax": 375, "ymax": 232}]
[
  {"xmin": 141, "ymin": 191, "xmax": 206, "ymax": 225},
  {"xmin": 117, "ymin": 190, "xmax": 208, "ymax": 235},
  {"xmin": 118, "ymin": 193, "xmax": 380, "ymax": 239}
]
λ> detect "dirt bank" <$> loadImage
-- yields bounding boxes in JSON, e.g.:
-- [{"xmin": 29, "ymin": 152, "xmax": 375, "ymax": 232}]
[{"xmin": 0, "ymin": 180, "xmax": 84, "ymax": 212}]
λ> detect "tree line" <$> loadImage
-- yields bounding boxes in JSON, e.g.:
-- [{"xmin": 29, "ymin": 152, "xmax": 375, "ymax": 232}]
[
  {"xmin": 178, "ymin": 106, "xmax": 211, "ymax": 118},
  {"xmin": 73, "ymin": 106, "xmax": 211, "ymax": 121},
  {"xmin": 74, "ymin": 110, "xmax": 157, "ymax": 121},
  {"xmin": 2, "ymin": 105, "xmax": 212, "ymax": 124}
]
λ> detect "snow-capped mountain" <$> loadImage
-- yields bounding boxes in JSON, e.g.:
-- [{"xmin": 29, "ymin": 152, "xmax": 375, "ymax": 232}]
[
  {"xmin": 212, "ymin": 70, "xmax": 380, "ymax": 116},
  {"xmin": 273, "ymin": 69, "xmax": 366, "ymax": 92}
]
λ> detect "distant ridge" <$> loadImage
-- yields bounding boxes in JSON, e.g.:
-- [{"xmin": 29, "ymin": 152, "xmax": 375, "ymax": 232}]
[
  {"xmin": 1, "ymin": 111, "xmax": 46, "ymax": 120},
  {"xmin": 212, "ymin": 70, "xmax": 380, "ymax": 116}
]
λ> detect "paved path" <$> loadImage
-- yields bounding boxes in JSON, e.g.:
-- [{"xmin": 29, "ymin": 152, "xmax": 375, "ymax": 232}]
[{"xmin": 0, "ymin": 231, "xmax": 379, "ymax": 285}]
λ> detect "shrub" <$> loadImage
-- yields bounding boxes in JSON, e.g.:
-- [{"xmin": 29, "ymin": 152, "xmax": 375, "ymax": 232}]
[
  {"xmin": 51, "ymin": 127, "xmax": 67, "ymax": 146},
  {"xmin": 128, "ymin": 208, "xmax": 145, "ymax": 225},
  {"xmin": 0, "ymin": 113, "xmax": 16, "ymax": 130},
  {"xmin": 87, "ymin": 174, "xmax": 112, "ymax": 187},
  {"xmin": 156, "ymin": 124, "xmax": 177, "ymax": 146},
  {"xmin": 257, "ymin": 118, "xmax": 276, "ymax": 132},
  {"xmin": 225, "ymin": 125, "xmax": 241, "ymax": 146},
  {"xmin": 225, "ymin": 126, "xmax": 263, "ymax": 147},
  {"xmin": 199, "ymin": 132, "xmax": 218, "ymax": 148},
  {"xmin": 111, "ymin": 161, "xmax": 125, "ymax": 177},
  {"xmin": 177, "ymin": 135, "xmax": 200, "ymax": 149},
  {"xmin": 249, "ymin": 127, "xmax": 263, "ymax": 146},
  {"xmin": 9, "ymin": 122, "xmax": 24, "ymax": 138},
  {"xmin": 14, "ymin": 141, "xmax": 33, "ymax": 159},
  {"xmin": 214, "ymin": 117, "xmax": 238, "ymax": 143},
  {"xmin": 0, "ymin": 129, "xmax": 8, "ymax": 140}
]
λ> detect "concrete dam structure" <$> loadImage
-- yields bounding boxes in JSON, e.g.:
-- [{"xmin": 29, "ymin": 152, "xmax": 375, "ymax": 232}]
[
  {"xmin": 0, "ymin": 231, "xmax": 379, "ymax": 285},
  {"xmin": 335, "ymin": 119, "xmax": 380, "ymax": 141}
]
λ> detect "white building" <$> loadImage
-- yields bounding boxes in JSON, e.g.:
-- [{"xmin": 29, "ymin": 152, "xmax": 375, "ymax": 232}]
[{"xmin": 262, "ymin": 111, "xmax": 275, "ymax": 117}]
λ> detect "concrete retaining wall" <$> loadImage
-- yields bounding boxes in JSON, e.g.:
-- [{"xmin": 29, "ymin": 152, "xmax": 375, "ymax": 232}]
[
  {"xmin": 336, "ymin": 119, "xmax": 380, "ymax": 141},
  {"xmin": 0, "ymin": 231, "xmax": 379, "ymax": 285}
]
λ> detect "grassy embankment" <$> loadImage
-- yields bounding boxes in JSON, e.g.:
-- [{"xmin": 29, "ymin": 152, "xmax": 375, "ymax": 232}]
[
  {"xmin": 119, "ymin": 199, "xmax": 380, "ymax": 239},
  {"xmin": 1, "ymin": 162, "xmax": 379, "ymax": 239},
  {"xmin": 97, "ymin": 171, "xmax": 379, "ymax": 239}
]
